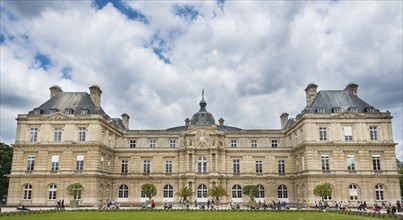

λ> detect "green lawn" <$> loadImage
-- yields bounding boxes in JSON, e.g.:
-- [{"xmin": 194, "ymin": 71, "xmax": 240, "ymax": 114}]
[{"xmin": 0, "ymin": 211, "xmax": 384, "ymax": 220}]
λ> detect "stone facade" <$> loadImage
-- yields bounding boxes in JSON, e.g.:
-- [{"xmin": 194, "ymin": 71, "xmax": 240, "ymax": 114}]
[{"xmin": 7, "ymin": 83, "xmax": 400, "ymax": 207}]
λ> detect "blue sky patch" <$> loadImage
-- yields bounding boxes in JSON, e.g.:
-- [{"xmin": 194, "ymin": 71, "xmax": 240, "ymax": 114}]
[
  {"xmin": 217, "ymin": 0, "xmax": 225, "ymax": 11},
  {"xmin": 62, "ymin": 67, "xmax": 73, "ymax": 80},
  {"xmin": 149, "ymin": 31, "xmax": 173, "ymax": 64},
  {"xmin": 174, "ymin": 5, "xmax": 199, "ymax": 21},
  {"xmin": 0, "ymin": 33, "xmax": 4, "ymax": 44},
  {"xmin": 34, "ymin": 53, "xmax": 52, "ymax": 70},
  {"xmin": 92, "ymin": 0, "xmax": 149, "ymax": 24}
]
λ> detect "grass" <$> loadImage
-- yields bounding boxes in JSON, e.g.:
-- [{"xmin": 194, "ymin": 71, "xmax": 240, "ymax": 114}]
[{"xmin": 0, "ymin": 210, "xmax": 387, "ymax": 220}]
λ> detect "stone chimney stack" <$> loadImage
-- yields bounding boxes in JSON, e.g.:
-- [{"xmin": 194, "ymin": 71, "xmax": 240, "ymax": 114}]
[
  {"xmin": 280, "ymin": 112, "xmax": 289, "ymax": 129},
  {"xmin": 345, "ymin": 83, "xmax": 358, "ymax": 95},
  {"xmin": 219, "ymin": 118, "xmax": 224, "ymax": 126},
  {"xmin": 121, "ymin": 113, "xmax": 130, "ymax": 129},
  {"xmin": 49, "ymin": 85, "xmax": 63, "ymax": 98},
  {"xmin": 305, "ymin": 83, "xmax": 318, "ymax": 106},
  {"xmin": 89, "ymin": 85, "xmax": 102, "ymax": 107},
  {"xmin": 185, "ymin": 118, "xmax": 190, "ymax": 126}
]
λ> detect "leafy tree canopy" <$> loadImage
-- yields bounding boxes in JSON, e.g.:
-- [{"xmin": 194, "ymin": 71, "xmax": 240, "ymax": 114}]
[
  {"xmin": 0, "ymin": 142, "xmax": 13, "ymax": 199},
  {"xmin": 242, "ymin": 185, "xmax": 259, "ymax": 202},
  {"xmin": 208, "ymin": 185, "xmax": 228, "ymax": 201},
  {"xmin": 142, "ymin": 183, "xmax": 157, "ymax": 199},
  {"xmin": 175, "ymin": 187, "xmax": 193, "ymax": 200},
  {"xmin": 313, "ymin": 183, "xmax": 332, "ymax": 201},
  {"xmin": 66, "ymin": 183, "xmax": 84, "ymax": 200}
]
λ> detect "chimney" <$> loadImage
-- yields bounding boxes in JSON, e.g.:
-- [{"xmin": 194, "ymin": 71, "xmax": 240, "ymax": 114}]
[
  {"xmin": 89, "ymin": 85, "xmax": 102, "ymax": 107},
  {"xmin": 219, "ymin": 118, "xmax": 224, "ymax": 126},
  {"xmin": 121, "ymin": 113, "xmax": 130, "ymax": 129},
  {"xmin": 49, "ymin": 85, "xmax": 63, "ymax": 98},
  {"xmin": 305, "ymin": 83, "xmax": 318, "ymax": 106},
  {"xmin": 185, "ymin": 118, "xmax": 190, "ymax": 126},
  {"xmin": 345, "ymin": 83, "xmax": 358, "ymax": 95},
  {"xmin": 280, "ymin": 112, "xmax": 289, "ymax": 129}
]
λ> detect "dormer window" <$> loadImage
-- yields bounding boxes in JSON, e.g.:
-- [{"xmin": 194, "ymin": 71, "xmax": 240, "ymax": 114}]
[
  {"xmin": 316, "ymin": 108, "xmax": 326, "ymax": 113},
  {"xmin": 64, "ymin": 109, "xmax": 74, "ymax": 114},
  {"xmin": 49, "ymin": 108, "xmax": 59, "ymax": 114},
  {"xmin": 33, "ymin": 108, "xmax": 43, "ymax": 115},
  {"xmin": 364, "ymin": 107, "xmax": 374, "ymax": 113},
  {"xmin": 331, "ymin": 107, "xmax": 341, "ymax": 113},
  {"xmin": 348, "ymin": 107, "xmax": 358, "ymax": 113},
  {"xmin": 81, "ymin": 109, "xmax": 89, "ymax": 115}
]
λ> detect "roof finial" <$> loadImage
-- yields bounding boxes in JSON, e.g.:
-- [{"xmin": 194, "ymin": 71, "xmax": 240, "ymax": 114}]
[{"xmin": 202, "ymin": 89, "xmax": 204, "ymax": 100}]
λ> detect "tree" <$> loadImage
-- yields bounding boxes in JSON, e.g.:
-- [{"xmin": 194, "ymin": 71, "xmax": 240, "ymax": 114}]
[
  {"xmin": 313, "ymin": 183, "xmax": 332, "ymax": 201},
  {"xmin": 141, "ymin": 183, "xmax": 157, "ymax": 199},
  {"xmin": 66, "ymin": 183, "xmax": 84, "ymax": 200},
  {"xmin": 242, "ymin": 185, "xmax": 259, "ymax": 202},
  {"xmin": 208, "ymin": 185, "xmax": 228, "ymax": 203},
  {"xmin": 175, "ymin": 187, "xmax": 193, "ymax": 200},
  {"xmin": 0, "ymin": 142, "xmax": 13, "ymax": 201}
]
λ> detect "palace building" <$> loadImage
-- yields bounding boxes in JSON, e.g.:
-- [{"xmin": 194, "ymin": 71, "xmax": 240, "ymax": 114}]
[{"xmin": 7, "ymin": 83, "xmax": 400, "ymax": 207}]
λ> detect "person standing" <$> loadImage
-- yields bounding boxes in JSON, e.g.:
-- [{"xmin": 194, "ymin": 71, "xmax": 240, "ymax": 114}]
[
  {"xmin": 396, "ymin": 200, "xmax": 401, "ymax": 212},
  {"xmin": 207, "ymin": 199, "xmax": 210, "ymax": 209}
]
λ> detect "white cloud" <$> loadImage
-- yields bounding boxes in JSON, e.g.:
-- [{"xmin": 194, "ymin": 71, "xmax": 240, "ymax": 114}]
[{"xmin": 0, "ymin": 1, "xmax": 402, "ymax": 160}]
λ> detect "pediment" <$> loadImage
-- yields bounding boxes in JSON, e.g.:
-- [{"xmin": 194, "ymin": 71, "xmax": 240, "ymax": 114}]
[
  {"xmin": 43, "ymin": 112, "xmax": 72, "ymax": 120},
  {"xmin": 332, "ymin": 111, "xmax": 366, "ymax": 119}
]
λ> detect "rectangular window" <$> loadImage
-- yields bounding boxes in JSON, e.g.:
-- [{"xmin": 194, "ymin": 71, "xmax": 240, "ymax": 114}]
[
  {"xmin": 129, "ymin": 140, "xmax": 136, "ymax": 148},
  {"xmin": 344, "ymin": 126, "xmax": 353, "ymax": 141},
  {"xmin": 144, "ymin": 160, "xmax": 150, "ymax": 174},
  {"xmin": 76, "ymin": 155, "xmax": 84, "ymax": 171},
  {"xmin": 65, "ymin": 109, "xmax": 73, "ymax": 114},
  {"xmin": 372, "ymin": 155, "xmax": 381, "ymax": 171},
  {"xmin": 81, "ymin": 109, "xmax": 89, "ymax": 114},
  {"xmin": 347, "ymin": 155, "xmax": 355, "ymax": 171},
  {"xmin": 370, "ymin": 126, "xmax": 378, "ymax": 141},
  {"xmin": 27, "ymin": 155, "xmax": 35, "ymax": 171},
  {"xmin": 149, "ymin": 140, "xmax": 156, "ymax": 148},
  {"xmin": 301, "ymin": 156, "xmax": 305, "ymax": 171},
  {"xmin": 278, "ymin": 160, "xmax": 285, "ymax": 174},
  {"xmin": 169, "ymin": 140, "xmax": 176, "ymax": 148},
  {"xmin": 319, "ymin": 127, "xmax": 327, "ymax": 141},
  {"xmin": 121, "ymin": 160, "xmax": 128, "ymax": 174},
  {"xmin": 321, "ymin": 155, "xmax": 329, "ymax": 171},
  {"xmin": 166, "ymin": 160, "xmax": 172, "ymax": 174},
  {"xmin": 230, "ymin": 140, "xmax": 237, "ymax": 148},
  {"xmin": 78, "ymin": 127, "xmax": 86, "ymax": 142},
  {"xmin": 271, "ymin": 140, "xmax": 278, "ymax": 148},
  {"xmin": 233, "ymin": 160, "xmax": 240, "ymax": 174},
  {"xmin": 30, "ymin": 128, "xmax": 38, "ymax": 142},
  {"xmin": 251, "ymin": 140, "xmax": 257, "ymax": 148},
  {"xmin": 54, "ymin": 128, "xmax": 62, "ymax": 142},
  {"xmin": 51, "ymin": 155, "xmax": 59, "ymax": 171},
  {"xmin": 256, "ymin": 160, "xmax": 262, "ymax": 174}
]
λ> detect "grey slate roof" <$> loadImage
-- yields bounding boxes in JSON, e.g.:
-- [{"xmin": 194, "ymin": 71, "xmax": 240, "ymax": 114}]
[
  {"xmin": 166, "ymin": 125, "xmax": 241, "ymax": 131},
  {"xmin": 302, "ymin": 90, "xmax": 379, "ymax": 114},
  {"xmin": 29, "ymin": 92, "xmax": 110, "ymax": 119}
]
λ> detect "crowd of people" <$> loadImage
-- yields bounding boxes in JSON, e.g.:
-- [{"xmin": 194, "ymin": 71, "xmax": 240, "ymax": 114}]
[{"xmin": 98, "ymin": 199, "xmax": 120, "ymax": 209}]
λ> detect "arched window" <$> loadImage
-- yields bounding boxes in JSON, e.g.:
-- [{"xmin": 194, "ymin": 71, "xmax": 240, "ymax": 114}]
[
  {"xmin": 118, "ymin": 185, "xmax": 128, "ymax": 198},
  {"xmin": 48, "ymin": 184, "xmax": 57, "ymax": 200},
  {"xmin": 256, "ymin": 185, "xmax": 265, "ymax": 198},
  {"xmin": 349, "ymin": 184, "xmax": 358, "ymax": 200},
  {"xmin": 197, "ymin": 157, "xmax": 208, "ymax": 174},
  {"xmin": 23, "ymin": 184, "xmax": 32, "ymax": 199},
  {"xmin": 232, "ymin": 185, "xmax": 242, "ymax": 198},
  {"xmin": 163, "ymin": 185, "xmax": 173, "ymax": 198},
  {"xmin": 277, "ymin": 185, "xmax": 288, "ymax": 199},
  {"xmin": 375, "ymin": 184, "xmax": 384, "ymax": 201},
  {"xmin": 197, "ymin": 184, "xmax": 207, "ymax": 198}
]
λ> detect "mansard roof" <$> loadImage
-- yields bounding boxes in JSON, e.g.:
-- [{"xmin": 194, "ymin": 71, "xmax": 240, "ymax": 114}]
[
  {"xmin": 29, "ymin": 92, "xmax": 109, "ymax": 118},
  {"xmin": 302, "ymin": 90, "xmax": 379, "ymax": 114},
  {"xmin": 166, "ymin": 125, "xmax": 241, "ymax": 131}
]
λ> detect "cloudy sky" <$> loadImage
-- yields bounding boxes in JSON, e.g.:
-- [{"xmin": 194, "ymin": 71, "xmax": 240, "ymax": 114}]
[{"xmin": 0, "ymin": 1, "xmax": 402, "ymax": 160}]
